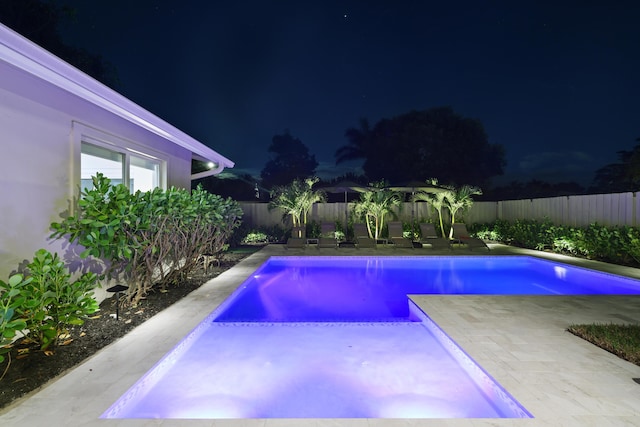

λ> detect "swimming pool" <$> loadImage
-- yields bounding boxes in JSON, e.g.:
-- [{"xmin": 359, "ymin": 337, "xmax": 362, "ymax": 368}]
[
  {"xmin": 215, "ymin": 255, "xmax": 640, "ymax": 322},
  {"xmin": 102, "ymin": 256, "xmax": 640, "ymax": 419}
]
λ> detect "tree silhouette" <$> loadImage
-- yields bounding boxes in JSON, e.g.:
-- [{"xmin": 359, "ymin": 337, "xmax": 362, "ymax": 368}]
[
  {"xmin": 591, "ymin": 138, "xmax": 640, "ymax": 193},
  {"xmin": 193, "ymin": 173, "xmax": 262, "ymax": 201},
  {"xmin": 336, "ymin": 107, "xmax": 505, "ymax": 188},
  {"xmin": 484, "ymin": 180, "xmax": 585, "ymax": 200},
  {"xmin": 260, "ymin": 131, "xmax": 318, "ymax": 189},
  {"xmin": 0, "ymin": 0, "xmax": 119, "ymax": 88},
  {"xmin": 335, "ymin": 118, "xmax": 372, "ymax": 164}
]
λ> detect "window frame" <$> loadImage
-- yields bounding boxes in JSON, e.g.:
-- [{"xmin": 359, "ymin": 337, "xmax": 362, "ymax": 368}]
[{"xmin": 72, "ymin": 122, "xmax": 167, "ymax": 198}]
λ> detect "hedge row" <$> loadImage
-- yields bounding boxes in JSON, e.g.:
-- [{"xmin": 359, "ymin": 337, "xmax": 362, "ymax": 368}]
[{"xmin": 470, "ymin": 219, "xmax": 640, "ymax": 267}]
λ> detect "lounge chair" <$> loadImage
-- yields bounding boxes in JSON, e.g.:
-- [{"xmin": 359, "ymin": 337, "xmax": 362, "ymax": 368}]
[
  {"xmin": 353, "ymin": 223, "xmax": 377, "ymax": 249},
  {"xmin": 285, "ymin": 237, "xmax": 306, "ymax": 249},
  {"xmin": 387, "ymin": 221, "xmax": 414, "ymax": 249},
  {"xmin": 450, "ymin": 223, "xmax": 490, "ymax": 251},
  {"xmin": 317, "ymin": 222, "xmax": 338, "ymax": 249},
  {"xmin": 419, "ymin": 223, "xmax": 451, "ymax": 250}
]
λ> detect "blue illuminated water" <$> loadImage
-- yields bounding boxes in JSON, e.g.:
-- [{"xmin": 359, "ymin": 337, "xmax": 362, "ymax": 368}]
[
  {"xmin": 214, "ymin": 256, "xmax": 640, "ymax": 322},
  {"xmin": 103, "ymin": 256, "xmax": 639, "ymax": 419}
]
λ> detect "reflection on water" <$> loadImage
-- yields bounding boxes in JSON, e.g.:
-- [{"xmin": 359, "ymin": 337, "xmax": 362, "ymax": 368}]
[
  {"xmin": 102, "ymin": 255, "xmax": 640, "ymax": 419},
  {"xmin": 214, "ymin": 255, "xmax": 640, "ymax": 322},
  {"xmin": 102, "ymin": 310, "xmax": 532, "ymax": 418}
]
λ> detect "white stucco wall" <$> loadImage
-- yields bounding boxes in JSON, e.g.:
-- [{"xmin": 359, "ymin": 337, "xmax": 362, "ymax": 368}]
[
  {"xmin": 0, "ymin": 58, "xmax": 191, "ymax": 282},
  {"xmin": 0, "ymin": 23, "xmax": 235, "ymax": 300},
  {"xmin": 0, "ymin": 23, "xmax": 234, "ymax": 311},
  {"xmin": 0, "ymin": 87, "xmax": 191, "ymax": 280}
]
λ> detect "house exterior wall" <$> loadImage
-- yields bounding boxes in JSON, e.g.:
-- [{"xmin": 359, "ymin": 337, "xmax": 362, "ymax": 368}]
[
  {"xmin": 0, "ymin": 52, "xmax": 191, "ymax": 282},
  {"xmin": 0, "ymin": 46, "xmax": 220, "ymax": 290}
]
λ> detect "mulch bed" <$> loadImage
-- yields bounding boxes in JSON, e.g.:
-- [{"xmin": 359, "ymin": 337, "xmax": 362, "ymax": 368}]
[{"xmin": 0, "ymin": 252, "xmax": 250, "ymax": 410}]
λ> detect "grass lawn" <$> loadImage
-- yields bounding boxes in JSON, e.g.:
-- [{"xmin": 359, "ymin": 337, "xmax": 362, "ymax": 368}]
[{"xmin": 568, "ymin": 323, "xmax": 640, "ymax": 367}]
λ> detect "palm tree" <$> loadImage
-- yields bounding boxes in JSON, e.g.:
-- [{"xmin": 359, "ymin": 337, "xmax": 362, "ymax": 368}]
[
  {"xmin": 353, "ymin": 181, "xmax": 401, "ymax": 239},
  {"xmin": 412, "ymin": 179, "xmax": 453, "ymax": 238},
  {"xmin": 335, "ymin": 118, "xmax": 371, "ymax": 164},
  {"xmin": 268, "ymin": 177, "xmax": 326, "ymax": 229},
  {"xmin": 297, "ymin": 177, "xmax": 326, "ymax": 225},
  {"xmin": 445, "ymin": 185, "xmax": 482, "ymax": 238}
]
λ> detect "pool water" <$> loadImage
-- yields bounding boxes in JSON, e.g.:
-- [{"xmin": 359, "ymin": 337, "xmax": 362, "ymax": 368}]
[
  {"xmin": 215, "ymin": 256, "xmax": 640, "ymax": 322},
  {"xmin": 102, "ymin": 256, "xmax": 640, "ymax": 419}
]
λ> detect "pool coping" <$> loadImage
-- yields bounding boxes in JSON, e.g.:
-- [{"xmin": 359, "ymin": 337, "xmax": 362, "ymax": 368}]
[{"xmin": 1, "ymin": 243, "xmax": 640, "ymax": 426}]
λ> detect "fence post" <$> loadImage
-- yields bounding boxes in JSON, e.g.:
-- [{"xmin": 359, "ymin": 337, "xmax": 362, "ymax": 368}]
[{"xmin": 634, "ymin": 192, "xmax": 637, "ymax": 227}]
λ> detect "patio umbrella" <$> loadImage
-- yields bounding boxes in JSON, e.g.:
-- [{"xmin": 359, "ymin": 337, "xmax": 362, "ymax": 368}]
[
  {"xmin": 386, "ymin": 180, "xmax": 449, "ymax": 237},
  {"xmin": 319, "ymin": 180, "xmax": 371, "ymax": 234}
]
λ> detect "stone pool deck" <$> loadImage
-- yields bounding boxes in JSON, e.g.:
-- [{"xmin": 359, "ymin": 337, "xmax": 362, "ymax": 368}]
[{"xmin": 1, "ymin": 243, "xmax": 640, "ymax": 426}]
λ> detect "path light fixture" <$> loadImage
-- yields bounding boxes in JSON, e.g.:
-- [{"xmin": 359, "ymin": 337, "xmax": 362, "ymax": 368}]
[{"xmin": 106, "ymin": 284, "xmax": 128, "ymax": 320}]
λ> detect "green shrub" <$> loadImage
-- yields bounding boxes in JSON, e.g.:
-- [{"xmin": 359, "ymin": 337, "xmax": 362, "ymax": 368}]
[
  {"xmin": 22, "ymin": 249, "xmax": 99, "ymax": 351},
  {"xmin": 622, "ymin": 227, "xmax": 640, "ymax": 265},
  {"xmin": 470, "ymin": 222, "xmax": 503, "ymax": 241},
  {"xmin": 306, "ymin": 220, "xmax": 322, "ymax": 238},
  {"xmin": 231, "ymin": 223, "xmax": 287, "ymax": 245},
  {"xmin": 51, "ymin": 173, "xmax": 243, "ymax": 305},
  {"xmin": 242, "ymin": 231, "xmax": 269, "ymax": 244},
  {"xmin": 0, "ymin": 274, "xmax": 31, "ymax": 364},
  {"xmin": 475, "ymin": 219, "xmax": 640, "ymax": 267}
]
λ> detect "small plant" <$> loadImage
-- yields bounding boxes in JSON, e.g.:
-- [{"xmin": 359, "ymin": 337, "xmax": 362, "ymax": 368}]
[
  {"xmin": 305, "ymin": 220, "xmax": 322, "ymax": 238},
  {"xmin": 0, "ymin": 274, "xmax": 31, "ymax": 364},
  {"xmin": 22, "ymin": 249, "xmax": 99, "ymax": 351},
  {"xmin": 552, "ymin": 237, "xmax": 577, "ymax": 254},
  {"xmin": 242, "ymin": 230, "xmax": 269, "ymax": 244}
]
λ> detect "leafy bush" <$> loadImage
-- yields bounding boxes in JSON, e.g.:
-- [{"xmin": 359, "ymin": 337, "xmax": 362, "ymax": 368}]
[
  {"xmin": 305, "ymin": 220, "xmax": 323, "ymax": 238},
  {"xmin": 51, "ymin": 174, "xmax": 243, "ymax": 305},
  {"xmin": 242, "ymin": 231, "xmax": 269, "ymax": 244},
  {"xmin": 0, "ymin": 249, "xmax": 99, "ymax": 359},
  {"xmin": 474, "ymin": 219, "xmax": 640, "ymax": 267},
  {"xmin": 230, "ymin": 223, "xmax": 287, "ymax": 245},
  {"xmin": 0, "ymin": 274, "xmax": 31, "ymax": 364},
  {"xmin": 622, "ymin": 227, "xmax": 640, "ymax": 265},
  {"xmin": 472, "ymin": 224, "xmax": 501, "ymax": 242},
  {"xmin": 22, "ymin": 249, "xmax": 98, "ymax": 350}
]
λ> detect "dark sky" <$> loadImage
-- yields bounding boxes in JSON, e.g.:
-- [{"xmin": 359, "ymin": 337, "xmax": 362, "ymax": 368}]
[{"xmin": 52, "ymin": 0, "xmax": 639, "ymax": 185}]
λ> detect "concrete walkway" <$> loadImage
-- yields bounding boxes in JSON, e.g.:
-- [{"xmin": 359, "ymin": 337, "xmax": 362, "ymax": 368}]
[{"xmin": 1, "ymin": 243, "xmax": 640, "ymax": 426}]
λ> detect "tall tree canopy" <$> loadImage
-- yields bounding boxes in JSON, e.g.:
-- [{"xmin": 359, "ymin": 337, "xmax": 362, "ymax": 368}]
[
  {"xmin": 591, "ymin": 138, "xmax": 640, "ymax": 193},
  {"xmin": 260, "ymin": 131, "xmax": 318, "ymax": 189},
  {"xmin": 336, "ymin": 107, "xmax": 505, "ymax": 188},
  {"xmin": 0, "ymin": 0, "xmax": 118, "ymax": 88}
]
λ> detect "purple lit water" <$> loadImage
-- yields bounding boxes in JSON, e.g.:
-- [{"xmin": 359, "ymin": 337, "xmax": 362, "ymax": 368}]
[
  {"xmin": 103, "ymin": 256, "xmax": 640, "ymax": 419},
  {"xmin": 215, "ymin": 256, "xmax": 640, "ymax": 322}
]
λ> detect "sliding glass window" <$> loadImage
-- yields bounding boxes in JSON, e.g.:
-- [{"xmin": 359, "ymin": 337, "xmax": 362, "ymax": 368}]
[{"xmin": 81, "ymin": 142, "xmax": 163, "ymax": 193}]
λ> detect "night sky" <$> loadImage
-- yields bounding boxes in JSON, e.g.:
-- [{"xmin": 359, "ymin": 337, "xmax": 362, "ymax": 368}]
[{"xmin": 51, "ymin": 0, "xmax": 639, "ymax": 186}]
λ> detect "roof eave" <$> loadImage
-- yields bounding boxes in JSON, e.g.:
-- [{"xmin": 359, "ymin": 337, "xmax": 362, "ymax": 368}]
[{"xmin": 0, "ymin": 23, "xmax": 234, "ymax": 172}]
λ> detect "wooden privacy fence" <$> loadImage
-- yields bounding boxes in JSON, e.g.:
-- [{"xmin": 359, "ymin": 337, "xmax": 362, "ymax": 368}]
[
  {"xmin": 239, "ymin": 192, "xmax": 640, "ymax": 229},
  {"xmin": 238, "ymin": 202, "xmax": 440, "ymax": 229}
]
